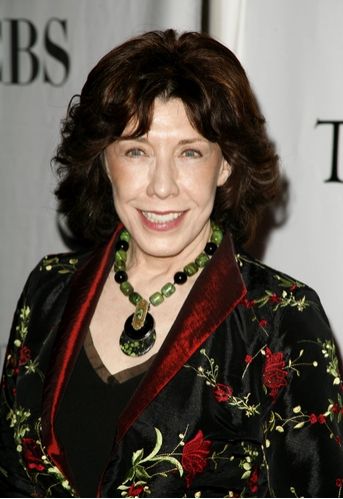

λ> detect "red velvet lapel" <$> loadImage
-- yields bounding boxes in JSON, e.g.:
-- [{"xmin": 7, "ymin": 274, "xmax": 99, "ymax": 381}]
[
  {"xmin": 41, "ymin": 225, "xmax": 122, "ymax": 480},
  {"xmin": 116, "ymin": 233, "xmax": 247, "ymax": 442}
]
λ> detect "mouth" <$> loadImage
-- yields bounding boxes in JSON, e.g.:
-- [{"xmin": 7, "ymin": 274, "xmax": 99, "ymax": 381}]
[
  {"xmin": 141, "ymin": 211, "xmax": 184, "ymax": 223},
  {"xmin": 139, "ymin": 210, "xmax": 186, "ymax": 231}
]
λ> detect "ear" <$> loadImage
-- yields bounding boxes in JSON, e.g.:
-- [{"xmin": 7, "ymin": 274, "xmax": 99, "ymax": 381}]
[{"xmin": 217, "ymin": 158, "xmax": 231, "ymax": 187}]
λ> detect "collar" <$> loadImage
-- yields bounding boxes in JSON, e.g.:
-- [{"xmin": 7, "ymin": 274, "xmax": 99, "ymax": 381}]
[{"xmin": 41, "ymin": 226, "xmax": 246, "ymax": 480}]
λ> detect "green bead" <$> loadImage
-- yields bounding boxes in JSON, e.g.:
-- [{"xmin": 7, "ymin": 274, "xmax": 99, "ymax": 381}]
[
  {"xmin": 120, "ymin": 281, "xmax": 133, "ymax": 296},
  {"xmin": 115, "ymin": 249, "xmax": 127, "ymax": 263},
  {"xmin": 120, "ymin": 229, "xmax": 131, "ymax": 242},
  {"xmin": 195, "ymin": 252, "xmax": 210, "ymax": 268},
  {"xmin": 211, "ymin": 228, "xmax": 223, "ymax": 245},
  {"xmin": 114, "ymin": 260, "xmax": 126, "ymax": 272},
  {"xmin": 184, "ymin": 262, "xmax": 198, "ymax": 277},
  {"xmin": 149, "ymin": 291, "xmax": 164, "ymax": 306},
  {"xmin": 129, "ymin": 291, "xmax": 142, "ymax": 305},
  {"xmin": 161, "ymin": 282, "xmax": 176, "ymax": 298}
]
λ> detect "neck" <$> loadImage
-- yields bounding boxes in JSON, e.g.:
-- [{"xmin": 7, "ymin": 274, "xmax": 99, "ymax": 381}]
[{"xmin": 126, "ymin": 222, "xmax": 212, "ymax": 279}]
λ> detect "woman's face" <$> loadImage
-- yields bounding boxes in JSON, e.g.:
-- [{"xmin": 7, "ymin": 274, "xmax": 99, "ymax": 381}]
[{"xmin": 104, "ymin": 98, "xmax": 230, "ymax": 261}]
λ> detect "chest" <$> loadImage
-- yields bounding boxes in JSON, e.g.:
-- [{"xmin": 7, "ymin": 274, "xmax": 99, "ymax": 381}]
[{"xmin": 89, "ymin": 274, "xmax": 194, "ymax": 375}]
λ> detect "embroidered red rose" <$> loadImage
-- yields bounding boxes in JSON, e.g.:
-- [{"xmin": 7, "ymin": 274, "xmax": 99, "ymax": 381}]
[
  {"xmin": 19, "ymin": 346, "xmax": 31, "ymax": 366},
  {"xmin": 262, "ymin": 347, "xmax": 288, "ymax": 399},
  {"xmin": 242, "ymin": 297, "xmax": 255, "ymax": 308},
  {"xmin": 127, "ymin": 483, "xmax": 144, "ymax": 497},
  {"xmin": 213, "ymin": 383, "xmax": 233, "ymax": 403},
  {"xmin": 318, "ymin": 414, "xmax": 326, "ymax": 424},
  {"xmin": 309, "ymin": 413, "xmax": 317, "ymax": 424},
  {"xmin": 245, "ymin": 354, "xmax": 253, "ymax": 364},
  {"xmin": 336, "ymin": 478, "xmax": 343, "ymax": 488},
  {"xmin": 21, "ymin": 438, "xmax": 45, "ymax": 472},
  {"xmin": 269, "ymin": 293, "xmax": 281, "ymax": 304},
  {"xmin": 258, "ymin": 319, "xmax": 268, "ymax": 328},
  {"xmin": 309, "ymin": 413, "xmax": 318, "ymax": 424},
  {"xmin": 248, "ymin": 467, "xmax": 259, "ymax": 494},
  {"xmin": 182, "ymin": 430, "xmax": 212, "ymax": 487},
  {"xmin": 331, "ymin": 402, "xmax": 340, "ymax": 414},
  {"xmin": 309, "ymin": 413, "xmax": 326, "ymax": 425}
]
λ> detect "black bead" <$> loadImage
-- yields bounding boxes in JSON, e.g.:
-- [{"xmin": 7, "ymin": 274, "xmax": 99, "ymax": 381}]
[
  {"xmin": 114, "ymin": 270, "xmax": 128, "ymax": 283},
  {"xmin": 174, "ymin": 271, "xmax": 187, "ymax": 285},
  {"xmin": 205, "ymin": 242, "xmax": 217, "ymax": 256},
  {"xmin": 115, "ymin": 239, "xmax": 129, "ymax": 252}
]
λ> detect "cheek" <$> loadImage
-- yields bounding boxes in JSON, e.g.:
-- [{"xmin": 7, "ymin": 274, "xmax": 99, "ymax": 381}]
[
  {"xmin": 183, "ymin": 167, "xmax": 221, "ymax": 200},
  {"xmin": 109, "ymin": 170, "xmax": 148, "ymax": 208}
]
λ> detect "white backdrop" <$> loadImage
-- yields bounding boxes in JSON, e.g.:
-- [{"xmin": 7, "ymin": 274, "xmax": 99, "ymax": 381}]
[
  {"xmin": 210, "ymin": 0, "xmax": 343, "ymax": 348},
  {"xmin": 0, "ymin": 0, "xmax": 201, "ymax": 367}
]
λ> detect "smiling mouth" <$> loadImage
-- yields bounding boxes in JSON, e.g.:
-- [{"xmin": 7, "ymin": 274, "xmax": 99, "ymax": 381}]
[{"xmin": 141, "ymin": 211, "xmax": 184, "ymax": 223}]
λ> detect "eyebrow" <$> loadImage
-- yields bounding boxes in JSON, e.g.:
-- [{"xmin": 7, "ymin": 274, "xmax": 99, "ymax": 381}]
[{"xmin": 119, "ymin": 137, "xmax": 207, "ymax": 145}]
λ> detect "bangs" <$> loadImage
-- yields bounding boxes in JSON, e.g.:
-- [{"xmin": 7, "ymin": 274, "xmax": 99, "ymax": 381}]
[{"xmin": 109, "ymin": 74, "xmax": 216, "ymax": 144}]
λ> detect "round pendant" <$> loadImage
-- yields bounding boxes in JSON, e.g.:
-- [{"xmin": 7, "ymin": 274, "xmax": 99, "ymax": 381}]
[{"xmin": 119, "ymin": 312, "xmax": 156, "ymax": 357}]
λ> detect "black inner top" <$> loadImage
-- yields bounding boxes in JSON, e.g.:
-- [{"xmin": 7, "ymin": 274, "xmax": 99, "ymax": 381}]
[{"xmin": 55, "ymin": 342, "xmax": 145, "ymax": 497}]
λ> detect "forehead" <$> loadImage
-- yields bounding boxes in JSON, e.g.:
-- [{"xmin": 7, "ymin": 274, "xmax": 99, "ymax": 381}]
[{"xmin": 122, "ymin": 98, "xmax": 202, "ymax": 138}]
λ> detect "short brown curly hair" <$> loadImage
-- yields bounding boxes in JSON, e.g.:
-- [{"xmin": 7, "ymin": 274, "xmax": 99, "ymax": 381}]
[{"xmin": 54, "ymin": 29, "xmax": 280, "ymax": 246}]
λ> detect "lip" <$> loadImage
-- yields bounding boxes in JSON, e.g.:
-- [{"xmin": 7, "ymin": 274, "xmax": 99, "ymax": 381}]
[{"xmin": 138, "ymin": 210, "xmax": 187, "ymax": 231}]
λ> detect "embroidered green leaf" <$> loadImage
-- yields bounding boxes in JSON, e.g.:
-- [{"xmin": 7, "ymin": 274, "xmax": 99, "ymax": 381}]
[
  {"xmin": 61, "ymin": 480, "xmax": 71, "ymax": 490},
  {"xmin": 47, "ymin": 466, "xmax": 61, "ymax": 474},
  {"xmin": 242, "ymin": 461, "xmax": 251, "ymax": 470},
  {"xmin": 149, "ymin": 455, "xmax": 184, "ymax": 477},
  {"xmin": 117, "ymin": 485, "xmax": 130, "ymax": 491},
  {"xmin": 273, "ymin": 274, "xmax": 304, "ymax": 289},
  {"xmin": 0, "ymin": 465, "xmax": 8, "ymax": 478},
  {"xmin": 294, "ymin": 422, "xmax": 305, "ymax": 429},
  {"xmin": 135, "ymin": 465, "xmax": 151, "ymax": 481},
  {"xmin": 241, "ymin": 470, "xmax": 251, "ymax": 480},
  {"xmin": 122, "ymin": 466, "xmax": 136, "ymax": 485},
  {"xmin": 40, "ymin": 256, "xmax": 78, "ymax": 274},
  {"xmin": 140, "ymin": 427, "xmax": 163, "ymax": 463},
  {"xmin": 132, "ymin": 449, "xmax": 144, "ymax": 466}
]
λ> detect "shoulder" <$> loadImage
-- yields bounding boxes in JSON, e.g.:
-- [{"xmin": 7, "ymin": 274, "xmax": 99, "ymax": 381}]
[
  {"xmin": 236, "ymin": 251, "xmax": 321, "ymax": 305},
  {"xmin": 236, "ymin": 251, "xmax": 332, "ymax": 342},
  {"xmin": 236, "ymin": 251, "xmax": 307, "ymax": 294},
  {"xmin": 22, "ymin": 246, "xmax": 95, "ymax": 302}
]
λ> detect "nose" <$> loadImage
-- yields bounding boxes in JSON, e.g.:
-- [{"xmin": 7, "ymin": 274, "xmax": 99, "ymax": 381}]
[{"xmin": 146, "ymin": 155, "xmax": 179, "ymax": 199}]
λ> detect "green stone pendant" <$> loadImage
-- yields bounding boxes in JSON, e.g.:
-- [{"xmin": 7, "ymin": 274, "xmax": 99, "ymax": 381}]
[{"xmin": 119, "ymin": 312, "xmax": 156, "ymax": 357}]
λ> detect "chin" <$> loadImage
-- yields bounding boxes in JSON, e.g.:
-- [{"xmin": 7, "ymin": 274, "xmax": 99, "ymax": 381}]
[{"xmin": 141, "ymin": 242, "xmax": 182, "ymax": 259}]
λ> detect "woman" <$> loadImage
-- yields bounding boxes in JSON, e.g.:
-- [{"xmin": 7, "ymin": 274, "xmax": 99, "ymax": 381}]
[{"xmin": 0, "ymin": 29, "xmax": 342, "ymax": 498}]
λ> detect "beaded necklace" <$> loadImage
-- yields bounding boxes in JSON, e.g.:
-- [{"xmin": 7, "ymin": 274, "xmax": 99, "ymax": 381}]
[{"xmin": 114, "ymin": 222, "xmax": 224, "ymax": 357}]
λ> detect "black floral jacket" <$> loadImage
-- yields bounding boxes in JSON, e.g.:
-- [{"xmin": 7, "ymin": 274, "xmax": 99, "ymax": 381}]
[{"xmin": 1, "ymin": 225, "xmax": 343, "ymax": 497}]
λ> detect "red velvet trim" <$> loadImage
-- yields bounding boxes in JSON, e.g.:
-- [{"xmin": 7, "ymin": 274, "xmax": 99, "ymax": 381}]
[
  {"xmin": 41, "ymin": 225, "xmax": 122, "ymax": 486},
  {"xmin": 116, "ymin": 234, "xmax": 247, "ymax": 442}
]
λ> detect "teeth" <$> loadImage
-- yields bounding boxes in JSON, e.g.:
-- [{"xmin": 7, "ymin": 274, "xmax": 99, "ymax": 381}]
[{"xmin": 142, "ymin": 211, "xmax": 183, "ymax": 223}]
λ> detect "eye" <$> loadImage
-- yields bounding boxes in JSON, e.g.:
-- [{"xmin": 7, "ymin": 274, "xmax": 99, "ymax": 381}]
[
  {"xmin": 181, "ymin": 149, "xmax": 202, "ymax": 158},
  {"xmin": 125, "ymin": 148, "xmax": 146, "ymax": 157}
]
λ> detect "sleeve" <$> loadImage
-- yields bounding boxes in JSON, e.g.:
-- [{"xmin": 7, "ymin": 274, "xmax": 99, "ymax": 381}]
[
  {"xmin": 0, "ymin": 275, "xmax": 39, "ymax": 497},
  {"xmin": 263, "ymin": 287, "xmax": 343, "ymax": 498}
]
